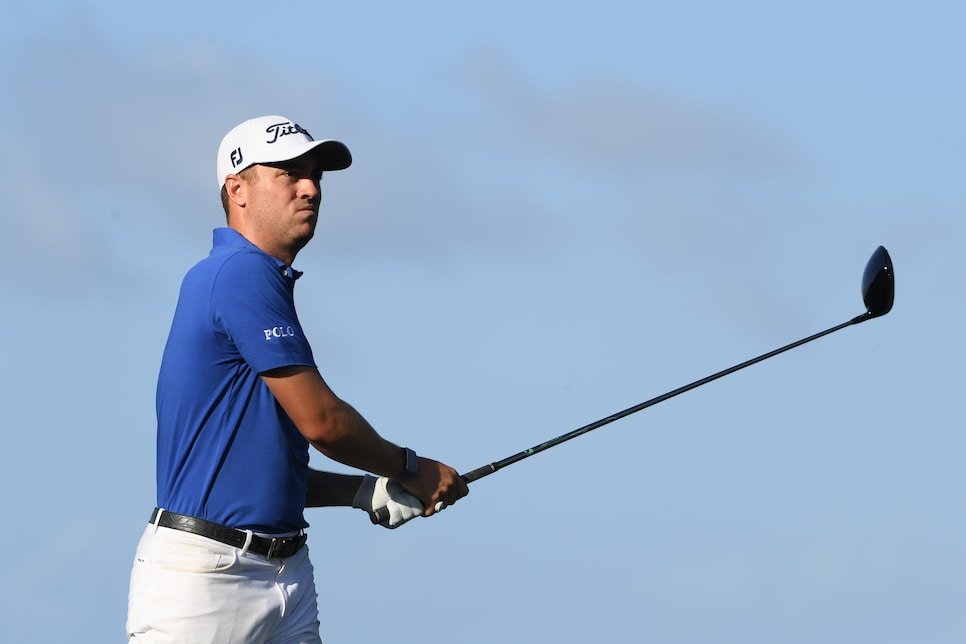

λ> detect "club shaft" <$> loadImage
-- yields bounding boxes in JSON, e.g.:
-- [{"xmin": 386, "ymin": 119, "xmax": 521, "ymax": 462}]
[{"xmin": 461, "ymin": 312, "xmax": 872, "ymax": 484}]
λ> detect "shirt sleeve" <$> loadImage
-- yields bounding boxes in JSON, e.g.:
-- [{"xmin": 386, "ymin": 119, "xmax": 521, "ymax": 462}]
[{"xmin": 209, "ymin": 249, "xmax": 316, "ymax": 374}]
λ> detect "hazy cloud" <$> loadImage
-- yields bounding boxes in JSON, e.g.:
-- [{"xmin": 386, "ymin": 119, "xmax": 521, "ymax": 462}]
[
  {"xmin": 3, "ymin": 25, "xmax": 816, "ymax": 294},
  {"xmin": 460, "ymin": 48, "xmax": 800, "ymax": 174}
]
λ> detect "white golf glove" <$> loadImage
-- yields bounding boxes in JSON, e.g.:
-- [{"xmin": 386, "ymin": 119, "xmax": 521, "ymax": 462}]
[{"xmin": 352, "ymin": 475, "xmax": 424, "ymax": 529}]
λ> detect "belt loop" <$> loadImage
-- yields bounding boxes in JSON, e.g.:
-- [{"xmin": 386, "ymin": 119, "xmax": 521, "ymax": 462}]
[
  {"xmin": 239, "ymin": 529, "xmax": 253, "ymax": 556},
  {"xmin": 153, "ymin": 508, "xmax": 165, "ymax": 534}
]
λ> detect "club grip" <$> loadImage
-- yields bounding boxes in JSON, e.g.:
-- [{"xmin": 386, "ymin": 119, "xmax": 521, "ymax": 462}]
[{"xmin": 460, "ymin": 463, "xmax": 497, "ymax": 483}]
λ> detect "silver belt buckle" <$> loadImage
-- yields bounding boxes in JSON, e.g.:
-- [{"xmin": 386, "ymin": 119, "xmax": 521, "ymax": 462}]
[{"xmin": 266, "ymin": 536, "xmax": 287, "ymax": 559}]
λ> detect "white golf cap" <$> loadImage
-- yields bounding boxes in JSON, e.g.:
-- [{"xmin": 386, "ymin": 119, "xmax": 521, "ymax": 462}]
[{"xmin": 216, "ymin": 115, "xmax": 351, "ymax": 188}]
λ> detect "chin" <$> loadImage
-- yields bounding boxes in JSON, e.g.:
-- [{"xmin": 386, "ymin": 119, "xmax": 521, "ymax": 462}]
[{"xmin": 293, "ymin": 230, "xmax": 315, "ymax": 252}]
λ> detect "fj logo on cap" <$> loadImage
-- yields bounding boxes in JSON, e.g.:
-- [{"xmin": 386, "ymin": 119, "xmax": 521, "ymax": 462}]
[
  {"xmin": 265, "ymin": 121, "xmax": 313, "ymax": 144},
  {"xmin": 230, "ymin": 147, "xmax": 244, "ymax": 169}
]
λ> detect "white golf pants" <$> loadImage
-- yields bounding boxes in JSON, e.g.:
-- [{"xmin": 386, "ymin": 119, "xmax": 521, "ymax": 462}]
[{"xmin": 127, "ymin": 522, "xmax": 322, "ymax": 643}]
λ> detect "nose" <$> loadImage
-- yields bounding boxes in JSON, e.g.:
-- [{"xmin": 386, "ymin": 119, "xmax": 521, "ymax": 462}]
[{"xmin": 299, "ymin": 177, "xmax": 321, "ymax": 201}]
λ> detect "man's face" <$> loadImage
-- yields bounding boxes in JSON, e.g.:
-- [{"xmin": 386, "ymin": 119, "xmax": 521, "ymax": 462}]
[{"xmin": 243, "ymin": 154, "xmax": 325, "ymax": 255}]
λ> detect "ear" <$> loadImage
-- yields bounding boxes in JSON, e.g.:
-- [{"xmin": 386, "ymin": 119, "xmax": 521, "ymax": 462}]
[{"xmin": 224, "ymin": 174, "xmax": 247, "ymax": 208}]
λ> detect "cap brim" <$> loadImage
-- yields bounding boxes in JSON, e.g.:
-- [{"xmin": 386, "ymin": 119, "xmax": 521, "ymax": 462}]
[{"xmin": 275, "ymin": 139, "xmax": 351, "ymax": 171}]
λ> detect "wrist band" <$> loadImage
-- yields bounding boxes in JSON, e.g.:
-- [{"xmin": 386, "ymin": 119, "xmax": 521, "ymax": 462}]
[{"xmin": 396, "ymin": 447, "xmax": 418, "ymax": 481}]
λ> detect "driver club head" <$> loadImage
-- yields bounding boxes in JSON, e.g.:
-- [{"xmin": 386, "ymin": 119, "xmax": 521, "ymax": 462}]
[{"xmin": 862, "ymin": 245, "xmax": 894, "ymax": 318}]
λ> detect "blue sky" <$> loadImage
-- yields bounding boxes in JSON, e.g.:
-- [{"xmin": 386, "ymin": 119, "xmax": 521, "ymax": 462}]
[{"xmin": 1, "ymin": 2, "xmax": 963, "ymax": 642}]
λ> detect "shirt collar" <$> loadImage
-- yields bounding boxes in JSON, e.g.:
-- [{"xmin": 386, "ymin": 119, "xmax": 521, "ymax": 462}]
[{"xmin": 212, "ymin": 228, "xmax": 304, "ymax": 280}]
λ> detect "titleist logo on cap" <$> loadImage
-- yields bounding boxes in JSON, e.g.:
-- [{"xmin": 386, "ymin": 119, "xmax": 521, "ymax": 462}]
[{"xmin": 265, "ymin": 121, "xmax": 313, "ymax": 144}]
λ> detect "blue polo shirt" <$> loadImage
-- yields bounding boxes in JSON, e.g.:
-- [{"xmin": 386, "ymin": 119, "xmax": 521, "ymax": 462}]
[{"xmin": 156, "ymin": 228, "xmax": 317, "ymax": 533}]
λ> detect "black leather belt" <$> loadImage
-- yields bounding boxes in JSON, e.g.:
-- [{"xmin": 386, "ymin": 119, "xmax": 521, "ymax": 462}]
[{"xmin": 150, "ymin": 508, "xmax": 307, "ymax": 559}]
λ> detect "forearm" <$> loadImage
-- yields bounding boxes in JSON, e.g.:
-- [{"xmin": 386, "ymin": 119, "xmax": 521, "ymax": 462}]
[
  {"xmin": 306, "ymin": 404, "xmax": 465, "ymax": 512},
  {"xmin": 261, "ymin": 366, "xmax": 406, "ymax": 477},
  {"xmin": 262, "ymin": 366, "xmax": 468, "ymax": 514},
  {"xmin": 305, "ymin": 469, "xmax": 363, "ymax": 508},
  {"xmin": 307, "ymin": 400, "xmax": 407, "ymax": 477}
]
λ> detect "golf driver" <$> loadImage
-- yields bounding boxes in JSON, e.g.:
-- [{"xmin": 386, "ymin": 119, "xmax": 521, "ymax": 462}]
[{"xmin": 458, "ymin": 245, "xmax": 894, "ymax": 485}]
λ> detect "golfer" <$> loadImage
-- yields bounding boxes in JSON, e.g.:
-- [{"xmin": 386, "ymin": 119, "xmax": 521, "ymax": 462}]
[{"xmin": 127, "ymin": 115, "xmax": 468, "ymax": 642}]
